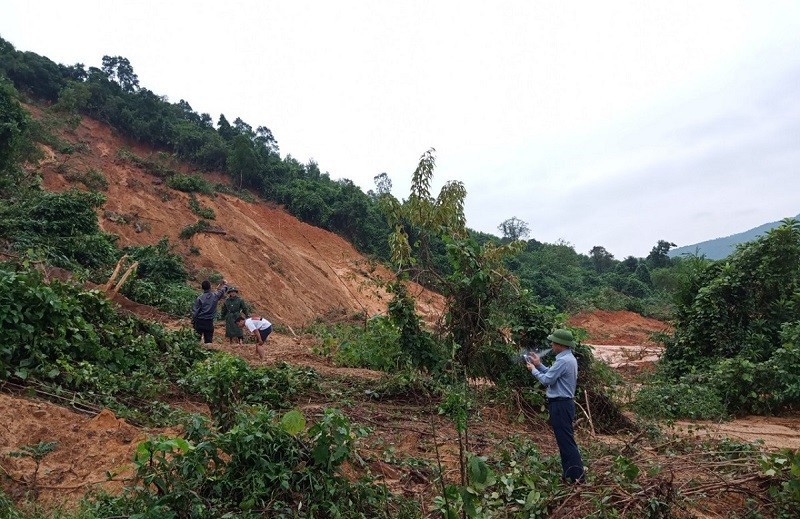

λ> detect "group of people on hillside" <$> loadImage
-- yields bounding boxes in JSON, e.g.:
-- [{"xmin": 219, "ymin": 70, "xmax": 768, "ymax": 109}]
[
  {"xmin": 190, "ymin": 279, "xmax": 272, "ymax": 359},
  {"xmin": 190, "ymin": 280, "xmax": 586, "ymax": 484}
]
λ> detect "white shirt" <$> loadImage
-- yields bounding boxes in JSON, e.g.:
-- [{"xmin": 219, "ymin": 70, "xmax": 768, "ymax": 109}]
[{"xmin": 244, "ymin": 317, "xmax": 272, "ymax": 332}]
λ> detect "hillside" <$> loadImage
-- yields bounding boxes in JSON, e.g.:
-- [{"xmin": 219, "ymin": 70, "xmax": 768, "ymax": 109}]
[
  {"xmin": 669, "ymin": 213, "xmax": 800, "ymax": 260},
  {"xmin": 31, "ymin": 107, "xmax": 443, "ymax": 328}
]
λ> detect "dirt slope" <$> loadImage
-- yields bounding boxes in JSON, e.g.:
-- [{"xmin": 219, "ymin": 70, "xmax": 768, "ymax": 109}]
[{"xmin": 35, "ymin": 111, "xmax": 443, "ymax": 327}]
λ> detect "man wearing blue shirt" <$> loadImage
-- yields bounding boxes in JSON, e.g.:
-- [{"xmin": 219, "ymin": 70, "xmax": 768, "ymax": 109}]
[{"xmin": 526, "ymin": 329, "xmax": 586, "ymax": 483}]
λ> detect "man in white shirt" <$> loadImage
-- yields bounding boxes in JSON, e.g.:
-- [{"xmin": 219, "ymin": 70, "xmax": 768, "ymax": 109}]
[{"xmin": 236, "ymin": 315, "xmax": 272, "ymax": 359}]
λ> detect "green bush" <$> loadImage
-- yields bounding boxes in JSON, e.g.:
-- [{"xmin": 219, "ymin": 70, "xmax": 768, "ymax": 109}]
[
  {"xmin": 0, "ymin": 264, "xmax": 207, "ymax": 424},
  {"xmin": 82, "ymin": 408, "xmax": 417, "ymax": 518},
  {"xmin": 179, "ymin": 219, "xmax": 211, "ymax": 239},
  {"xmin": 0, "ymin": 190, "xmax": 118, "ymax": 269},
  {"xmin": 188, "ymin": 193, "xmax": 215, "ymax": 219},
  {"xmin": 167, "ymin": 173, "xmax": 214, "ymax": 194},
  {"xmin": 65, "ymin": 167, "xmax": 109, "ymax": 191},
  {"xmin": 339, "ymin": 316, "xmax": 405, "ymax": 371},
  {"xmin": 116, "ymin": 149, "xmax": 177, "ymax": 178},
  {"xmin": 122, "ymin": 278, "xmax": 196, "ymax": 316},
  {"xmin": 180, "ymin": 353, "xmax": 319, "ymax": 429},
  {"xmin": 761, "ymin": 448, "xmax": 800, "ymax": 518},
  {"xmin": 124, "ymin": 237, "xmax": 187, "ymax": 283},
  {"xmin": 633, "ymin": 381, "xmax": 727, "ymax": 420},
  {"xmin": 433, "ymin": 437, "xmax": 565, "ymax": 518}
]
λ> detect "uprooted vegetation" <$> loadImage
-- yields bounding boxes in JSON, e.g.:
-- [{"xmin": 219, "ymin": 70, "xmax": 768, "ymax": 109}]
[{"xmin": 2, "ymin": 266, "xmax": 799, "ymax": 518}]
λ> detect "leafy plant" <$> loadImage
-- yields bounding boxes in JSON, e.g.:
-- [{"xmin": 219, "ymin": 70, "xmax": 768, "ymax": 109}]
[
  {"xmin": 167, "ymin": 173, "xmax": 214, "ymax": 194},
  {"xmin": 0, "ymin": 264, "xmax": 207, "ymax": 424},
  {"xmin": 7, "ymin": 441, "xmax": 57, "ymax": 500},
  {"xmin": 83, "ymin": 408, "xmax": 415, "ymax": 518},
  {"xmin": 0, "ymin": 190, "xmax": 118, "ymax": 269},
  {"xmin": 633, "ymin": 381, "xmax": 727, "ymax": 420},
  {"xmin": 761, "ymin": 449, "xmax": 800, "ymax": 518},
  {"xmin": 64, "ymin": 167, "xmax": 108, "ymax": 191},
  {"xmin": 188, "ymin": 193, "xmax": 215, "ymax": 219},
  {"xmin": 432, "ymin": 439, "xmax": 566, "ymax": 518},
  {"xmin": 179, "ymin": 219, "xmax": 211, "ymax": 239},
  {"xmin": 180, "ymin": 353, "xmax": 318, "ymax": 430}
]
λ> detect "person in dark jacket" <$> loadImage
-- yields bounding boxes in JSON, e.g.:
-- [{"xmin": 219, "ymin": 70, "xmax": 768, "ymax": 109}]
[
  {"xmin": 191, "ymin": 279, "xmax": 228, "ymax": 344},
  {"xmin": 221, "ymin": 287, "xmax": 250, "ymax": 344}
]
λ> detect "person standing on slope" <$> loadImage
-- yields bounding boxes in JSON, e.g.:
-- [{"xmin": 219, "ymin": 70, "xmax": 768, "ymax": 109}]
[
  {"xmin": 526, "ymin": 329, "xmax": 586, "ymax": 484},
  {"xmin": 221, "ymin": 287, "xmax": 250, "ymax": 345},
  {"xmin": 191, "ymin": 279, "xmax": 228, "ymax": 344}
]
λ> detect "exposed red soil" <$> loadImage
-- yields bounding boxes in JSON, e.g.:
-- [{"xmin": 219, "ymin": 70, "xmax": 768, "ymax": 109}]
[
  {"xmin": 568, "ymin": 309, "xmax": 672, "ymax": 346},
  {"xmin": 32, "ymin": 108, "xmax": 444, "ymax": 328},
  {"xmin": 0, "ymin": 392, "xmax": 151, "ymax": 509}
]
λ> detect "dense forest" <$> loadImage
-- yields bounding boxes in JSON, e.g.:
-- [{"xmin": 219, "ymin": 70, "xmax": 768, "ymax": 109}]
[{"xmin": 2, "ymin": 36, "xmax": 800, "ymax": 518}]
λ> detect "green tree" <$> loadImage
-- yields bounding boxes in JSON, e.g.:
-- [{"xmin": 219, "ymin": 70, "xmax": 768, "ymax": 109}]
[
  {"xmin": 0, "ymin": 80, "xmax": 30, "ymax": 190},
  {"xmin": 227, "ymin": 134, "xmax": 259, "ymax": 190},
  {"xmin": 664, "ymin": 220, "xmax": 800, "ymax": 369},
  {"xmin": 373, "ymin": 172, "xmax": 392, "ymax": 196},
  {"xmin": 647, "ymin": 239, "xmax": 676, "ymax": 269},
  {"xmin": 589, "ymin": 245, "xmax": 615, "ymax": 273},
  {"xmin": 498, "ymin": 216, "xmax": 530, "ymax": 241},
  {"xmin": 101, "ymin": 55, "xmax": 139, "ymax": 92}
]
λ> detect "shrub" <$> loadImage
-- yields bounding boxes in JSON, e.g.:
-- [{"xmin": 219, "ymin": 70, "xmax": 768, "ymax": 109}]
[
  {"xmin": 180, "ymin": 353, "xmax": 318, "ymax": 429},
  {"xmin": 633, "ymin": 381, "xmax": 727, "ymax": 420},
  {"xmin": 166, "ymin": 173, "xmax": 214, "ymax": 194},
  {"xmin": 336, "ymin": 316, "xmax": 405, "ymax": 371},
  {"xmin": 188, "ymin": 193, "xmax": 215, "ymax": 219},
  {"xmin": 64, "ymin": 167, "xmax": 108, "ymax": 191},
  {"xmin": 0, "ymin": 265, "xmax": 207, "ymax": 423},
  {"xmin": 0, "ymin": 190, "xmax": 117, "ymax": 269},
  {"xmin": 82, "ymin": 408, "xmax": 416, "ymax": 518},
  {"xmin": 179, "ymin": 219, "xmax": 211, "ymax": 239}
]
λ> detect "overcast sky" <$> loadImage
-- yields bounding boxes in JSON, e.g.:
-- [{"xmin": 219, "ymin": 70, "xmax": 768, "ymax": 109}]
[{"xmin": 4, "ymin": 1, "xmax": 800, "ymax": 258}]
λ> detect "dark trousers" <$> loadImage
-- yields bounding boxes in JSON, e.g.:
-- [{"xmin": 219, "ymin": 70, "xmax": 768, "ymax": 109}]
[
  {"xmin": 548, "ymin": 399, "xmax": 585, "ymax": 483},
  {"xmin": 193, "ymin": 318, "xmax": 214, "ymax": 344},
  {"xmin": 257, "ymin": 325, "xmax": 273, "ymax": 342}
]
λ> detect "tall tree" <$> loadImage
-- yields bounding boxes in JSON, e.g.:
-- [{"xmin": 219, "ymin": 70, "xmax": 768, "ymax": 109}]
[
  {"xmin": 101, "ymin": 55, "xmax": 139, "ymax": 92},
  {"xmin": 498, "ymin": 216, "xmax": 530, "ymax": 241},
  {"xmin": 647, "ymin": 239, "xmax": 677, "ymax": 269},
  {"xmin": 589, "ymin": 245, "xmax": 615, "ymax": 273},
  {"xmin": 373, "ymin": 172, "xmax": 392, "ymax": 196},
  {"xmin": 227, "ymin": 134, "xmax": 258, "ymax": 190}
]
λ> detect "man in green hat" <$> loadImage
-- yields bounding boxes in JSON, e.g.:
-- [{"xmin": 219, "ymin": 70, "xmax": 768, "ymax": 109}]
[
  {"xmin": 221, "ymin": 287, "xmax": 250, "ymax": 345},
  {"xmin": 526, "ymin": 328, "xmax": 586, "ymax": 483}
]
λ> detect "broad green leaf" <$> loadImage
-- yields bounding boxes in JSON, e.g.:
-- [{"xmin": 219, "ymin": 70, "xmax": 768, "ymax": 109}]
[{"xmin": 281, "ymin": 409, "xmax": 306, "ymax": 436}]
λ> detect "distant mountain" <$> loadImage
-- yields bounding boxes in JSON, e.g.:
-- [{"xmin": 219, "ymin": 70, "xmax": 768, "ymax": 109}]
[{"xmin": 669, "ymin": 214, "xmax": 800, "ymax": 260}]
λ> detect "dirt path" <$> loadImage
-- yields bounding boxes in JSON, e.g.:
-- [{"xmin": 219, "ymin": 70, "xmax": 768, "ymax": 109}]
[{"xmin": 669, "ymin": 416, "xmax": 800, "ymax": 451}]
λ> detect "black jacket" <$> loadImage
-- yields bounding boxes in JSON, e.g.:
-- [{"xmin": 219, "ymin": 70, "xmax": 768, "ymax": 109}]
[{"xmin": 191, "ymin": 285, "xmax": 228, "ymax": 321}]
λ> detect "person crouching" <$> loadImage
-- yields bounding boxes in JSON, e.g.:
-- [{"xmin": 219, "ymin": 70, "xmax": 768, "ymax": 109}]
[{"xmin": 236, "ymin": 315, "xmax": 272, "ymax": 360}]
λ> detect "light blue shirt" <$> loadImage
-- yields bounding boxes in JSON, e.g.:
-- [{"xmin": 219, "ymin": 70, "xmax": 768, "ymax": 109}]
[{"xmin": 530, "ymin": 349, "xmax": 578, "ymax": 399}]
